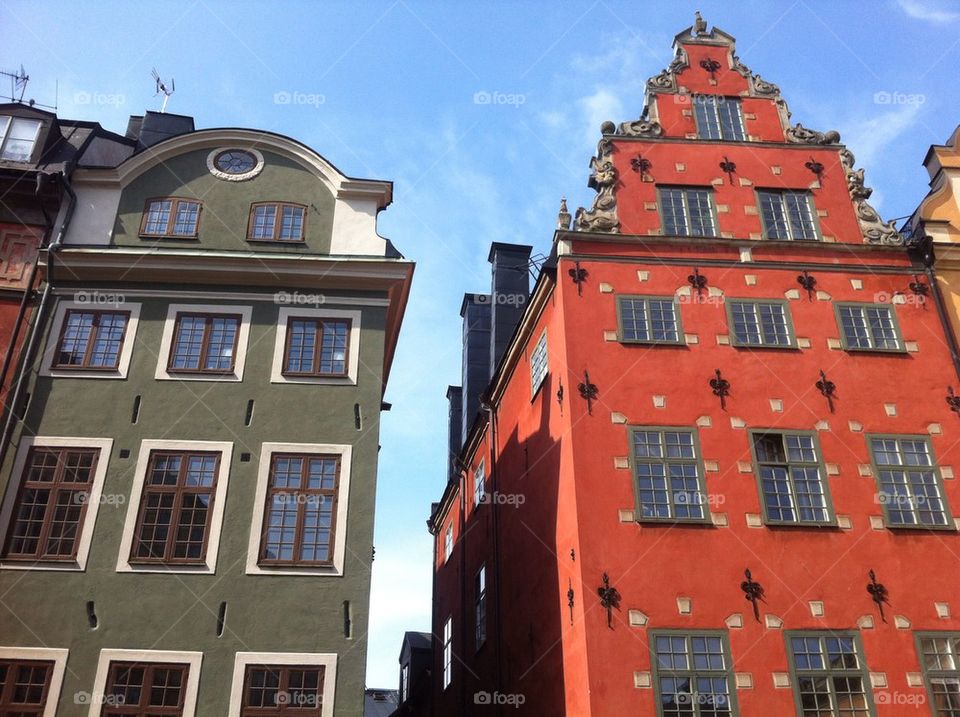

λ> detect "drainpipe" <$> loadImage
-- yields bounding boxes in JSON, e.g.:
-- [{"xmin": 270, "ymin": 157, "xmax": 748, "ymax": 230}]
[
  {"xmin": 0, "ymin": 171, "xmax": 75, "ymax": 471},
  {"xmin": 480, "ymin": 400, "xmax": 504, "ymax": 717},
  {"xmin": 426, "ymin": 512, "xmax": 439, "ymax": 717}
]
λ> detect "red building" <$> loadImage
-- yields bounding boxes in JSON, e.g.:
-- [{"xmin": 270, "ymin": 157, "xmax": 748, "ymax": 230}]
[{"xmin": 421, "ymin": 17, "xmax": 960, "ymax": 717}]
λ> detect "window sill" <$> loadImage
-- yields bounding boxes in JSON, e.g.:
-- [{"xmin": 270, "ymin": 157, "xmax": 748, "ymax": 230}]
[
  {"xmin": 842, "ymin": 347, "xmax": 909, "ymax": 355},
  {"xmin": 635, "ymin": 516, "xmax": 714, "ymax": 526},
  {"xmin": 619, "ymin": 338, "xmax": 685, "ymax": 346},
  {"xmin": 44, "ymin": 367, "xmax": 126, "ymax": 380},
  {"xmin": 271, "ymin": 374, "xmax": 356, "ymax": 386},
  {"xmin": 883, "ymin": 522, "xmax": 956, "ymax": 532},
  {"xmin": 158, "ymin": 371, "xmax": 243, "ymax": 383},
  {"xmin": 138, "ymin": 234, "xmax": 199, "ymax": 241},
  {"xmin": 764, "ymin": 520, "xmax": 839, "ymax": 529},
  {"xmin": 247, "ymin": 238, "xmax": 306, "ymax": 245},
  {"xmin": 730, "ymin": 343, "xmax": 800, "ymax": 351},
  {"xmin": 117, "ymin": 562, "xmax": 215, "ymax": 574},
  {"xmin": 0, "ymin": 560, "xmax": 84, "ymax": 572},
  {"xmin": 246, "ymin": 563, "xmax": 344, "ymax": 577}
]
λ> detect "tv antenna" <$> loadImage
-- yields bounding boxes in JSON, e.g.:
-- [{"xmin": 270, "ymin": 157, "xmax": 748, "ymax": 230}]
[
  {"xmin": 1, "ymin": 65, "xmax": 30, "ymax": 103},
  {"xmin": 151, "ymin": 68, "xmax": 175, "ymax": 113}
]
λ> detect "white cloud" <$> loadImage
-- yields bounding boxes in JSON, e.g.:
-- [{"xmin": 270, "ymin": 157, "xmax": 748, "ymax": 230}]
[
  {"xmin": 578, "ymin": 87, "xmax": 624, "ymax": 147},
  {"xmin": 841, "ymin": 103, "xmax": 923, "ymax": 171},
  {"xmin": 897, "ymin": 0, "xmax": 960, "ymax": 23}
]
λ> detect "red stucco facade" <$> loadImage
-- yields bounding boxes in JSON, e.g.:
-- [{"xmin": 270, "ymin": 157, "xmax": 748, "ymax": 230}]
[{"xmin": 426, "ymin": 20, "xmax": 960, "ymax": 717}]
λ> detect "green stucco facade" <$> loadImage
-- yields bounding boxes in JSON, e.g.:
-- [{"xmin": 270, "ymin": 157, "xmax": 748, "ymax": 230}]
[{"xmin": 0, "ymin": 131, "xmax": 408, "ymax": 716}]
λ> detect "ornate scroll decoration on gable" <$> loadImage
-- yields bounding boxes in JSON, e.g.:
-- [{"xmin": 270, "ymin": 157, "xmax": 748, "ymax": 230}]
[
  {"xmin": 575, "ymin": 136, "xmax": 619, "ymax": 233},
  {"xmin": 787, "ymin": 126, "xmax": 904, "ymax": 245}
]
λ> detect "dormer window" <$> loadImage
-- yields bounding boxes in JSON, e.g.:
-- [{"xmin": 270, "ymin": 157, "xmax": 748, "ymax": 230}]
[
  {"xmin": 0, "ymin": 116, "xmax": 42, "ymax": 162},
  {"xmin": 693, "ymin": 96, "xmax": 745, "ymax": 141},
  {"xmin": 140, "ymin": 197, "xmax": 201, "ymax": 238},
  {"xmin": 248, "ymin": 202, "xmax": 306, "ymax": 242}
]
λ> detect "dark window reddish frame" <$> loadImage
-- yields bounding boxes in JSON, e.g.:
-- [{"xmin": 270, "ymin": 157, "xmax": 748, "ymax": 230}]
[
  {"xmin": 167, "ymin": 313, "xmax": 242, "ymax": 375},
  {"xmin": 2, "ymin": 447, "xmax": 99, "ymax": 561},
  {"xmin": 52, "ymin": 309, "xmax": 130, "ymax": 370},
  {"xmin": 139, "ymin": 197, "xmax": 202, "ymax": 238},
  {"xmin": 281, "ymin": 318, "xmax": 351, "ymax": 378},
  {"xmin": 129, "ymin": 451, "xmax": 220, "ymax": 566},
  {"xmin": 241, "ymin": 664, "xmax": 325, "ymax": 716},
  {"xmin": 258, "ymin": 453, "xmax": 340, "ymax": 567},
  {"xmin": 247, "ymin": 202, "xmax": 307, "ymax": 242},
  {"xmin": 0, "ymin": 659, "xmax": 54, "ymax": 711},
  {"xmin": 102, "ymin": 661, "xmax": 189, "ymax": 716}
]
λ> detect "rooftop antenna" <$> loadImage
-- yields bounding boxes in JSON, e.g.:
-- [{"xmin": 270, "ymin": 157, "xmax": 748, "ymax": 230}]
[
  {"xmin": 0, "ymin": 65, "xmax": 30, "ymax": 103},
  {"xmin": 151, "ymin": 68, "xmax": 175, "ymax": 113}
]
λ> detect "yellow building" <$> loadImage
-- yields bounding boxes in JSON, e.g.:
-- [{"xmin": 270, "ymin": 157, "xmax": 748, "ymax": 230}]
[{"xmin": 915, "ymin": 126, "xmax": 960, "ymax": 354}]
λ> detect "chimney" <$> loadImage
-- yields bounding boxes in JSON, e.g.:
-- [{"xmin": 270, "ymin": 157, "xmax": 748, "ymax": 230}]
[
  {"xmin": 460, "ymin": 293, "xmax": 492, "ymax": 446},
  {"xmin": 488, "ymin": 243, "xmax": 532, "ymax": 374},
  {"xmin": 446, "ymin": 386, "xmax": 463, "ymax": 482},
  {"xmin": 125, "ymin": 110, "xmax": 195, "ymax": 150}
]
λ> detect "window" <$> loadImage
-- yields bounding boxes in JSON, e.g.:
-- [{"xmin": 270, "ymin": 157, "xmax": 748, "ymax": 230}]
[
  {"xmin": 752, "ymin": 432, "xmax": 831, "ymax": 524},
  {"xmin": 651, "ymin": 631, "xmax": 737, "ymax": 716},
  {"xmin": 118, "ymin": 440, "xmax": 231, "ymax": 574},
  {"xmin": 444, "ymin": 523, "xmax": 453, "ymax": 562},
  {"xmin": 917, "ymin": 633, "xmax": 960, "ymax": 716},
  {"xmin": 757, "ymin": 190, "xmax": 818, "ymax": 241},
  {"xmin": 283, "ymin": 318, "xmax": 350, "ymax": 377},
  {"xmin": 52, "ymin": 310, "xmax": 129, "ymax": 370},
  {"xmin": 530, "ymin": 330, "xmax": 548, "ymax": 394},
  {"xmin": 659, "ymin": 187, "xmax": 716, "ymax": 236},
  {"xmin": 258, "ymin": 454, "xmax": 340, "ymax": 566},
  {"xmin": 272, "ymin": 309, "xmax": 360, "ymax": 385},
  {"xmin": 140, "ymin": 198, "xmax": 202, "ymax": 238},
  {"xmin": 728, "ymin": 300, "xmax": 794, "ymax": 347},
  {"xmin": 868, "ymin": 435, "xmax": 949, "ymax": 528},
  {"xmin": 168, "ymin": 313, "xmax": 241, "ymax": 374},
  {"xmin": 0, "ymin": 648, "xmax": 67, "ymax": 717},
  {"xmin": 618, "ymin": 296, "xmax": 682, "ymax": 344},
  {"xmin": 836, "ymin": 304, "xmax": 902, "ymax": 351},
  {"xmin": 241, "ymin": 664, "xmax": 324, "ymax": 715},
  {"xmin": 475, "ymin": 565, "xmax": 487, "ymax": 650},
  {"xmin": 129, "ymin": 451, "xmax": 220, "ymax": 565},
  {"xmin": 249, "ymin": 203, "xmax": 306, "ymax": 242},
  {"xmin": 693, "ymin": 96, "xmax": 745, "ymax": 141},
  {"xmin": 400, "ymin": 663, "xmax": 409, "ymax": 703},
  {"xmin": 228, "ymin": 653, "xmax": 336, "ymax": 717},
  {"xmin": 246, "ymin": 443, "xmax": 351, "ymax": 576},
  {"xmin": 442, "ymin": 618, "xmax": 453, "ymax": 689},
  {"xmin": 473, "ymin": 460, "xmax": 486, "ymax": 508},
  {"xmin": 102, "ymin": 661, "xmax": 190, "ymax": 716},
  {"xmin": 0, "ymin": 659, "xmax": 54, "ymax": 713},
  {"xmin": 786, "ymin": 632, "xmax": 874, "ymax": 717},
  {"xmin": 0, "ymin": 116, "xmax": 42, "ymax": 162},
  {"xmin": 2, "ymin": 446, "xmax": 99, "ymax": 562},
  {"xmin": 629, "ymin": 427, "xmax": 707, "ymax": 522}
]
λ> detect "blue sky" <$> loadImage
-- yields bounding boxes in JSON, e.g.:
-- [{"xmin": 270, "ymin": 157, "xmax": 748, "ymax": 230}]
[{"xmin": 4, "ymin": 0, "xmax": 960, "ymax": 688}]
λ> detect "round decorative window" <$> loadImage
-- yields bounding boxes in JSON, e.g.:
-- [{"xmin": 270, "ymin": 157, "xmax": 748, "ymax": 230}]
[
  {"xmin": 206, "ymin": 148, "xmax": 264, "ymax": 181},
  {"xmin": 215, "ymin": 150, "xmax": 256, "ymax": 174}
]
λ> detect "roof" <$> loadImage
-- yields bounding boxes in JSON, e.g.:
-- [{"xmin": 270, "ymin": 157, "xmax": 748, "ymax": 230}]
[
  {"xmin": 403, "ymin": 631, "xmax": 432, "ymax": 651},
  {"xmin": 364, "ymin": 689, "xmax": 399, "ymax": 717}
]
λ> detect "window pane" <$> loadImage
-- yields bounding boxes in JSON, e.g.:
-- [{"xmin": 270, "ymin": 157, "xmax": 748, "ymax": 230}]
[
  {"xmin": 686, "ymin": 189, "xmax": 715, "ymax": 235},
  {"xmin": 172, "ymin": 201, "xmax": 200, "ymax": 236},
  {"xmin": 88, "ymin": 313, "xmax": 128, "ymax": 367},
  {"xmin": 57, "ymin": 311, "xmax": 95, "ymax": 365},
  {"xmin": 1, "ymin": 118, "xmax": 41, "ymax": 161},
  {"xmin": 660, "ymin": 188, "xmax": 688, "ymax": 235},
  {"xmin": 204, "ymin": 317, "xmax": 238, "ymax": 370},
  {"xmin": 279, "ymin": 205, "xmax": 305, "ymax": 240},
  {"xmin": 251, "ymin": 205, "xmax": 277, "ymax": 239},
  {"xmin": 620, "ymin": 298, "xmax": 678, "ymax": 343},
  {"xmin": 530, "ymin": 332, "xmax": 548, "ymax": 391},
  {"xmin": 287, "ymin": 320, "xmax": 318, "ymax": 373},
  {"xmin": 318, "ymin": 320, "xmax": 349, "ymax": 374},
  {"xmin": 784, "ymin": 192, "xmax": 817, "ymax": 240},
  {"xmin": 144, "ymin": 200, "xmax": 172, "ymax": 234},
  {"xmin": 716, "ymin": 99, "xmax": 745, "ymax": 141},
  {"xmin": 790, "ymin": 633, "xmax": 870, "ymax": 717},
  {"xmin": 758, "ymin": 192, "xmax": 789, "ymax": 239},
  {"xmin": 633, "ymin": 429, "xmax": 703, "ymax": 521},
  {"xmin": 693, "ymin": 96, "xmax": 722, "ymax": 140}
]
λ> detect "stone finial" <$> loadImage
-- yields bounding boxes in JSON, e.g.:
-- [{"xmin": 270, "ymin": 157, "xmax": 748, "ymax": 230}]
[
  {"xmin": 694, "ymin": 11, "xmax": 708, "ymax": 35},
  {"xmin": 557, "ymin": 198, "xmax": 572, "ymax": 230}
]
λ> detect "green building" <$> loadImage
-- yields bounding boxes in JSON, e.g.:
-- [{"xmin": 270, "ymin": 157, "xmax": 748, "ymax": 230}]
[{"xmin": 0, "ymin": 111, "xmax": 412, "ymax": 716}]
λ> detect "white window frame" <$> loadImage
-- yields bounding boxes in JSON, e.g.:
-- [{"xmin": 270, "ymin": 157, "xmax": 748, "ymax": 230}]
[
  {"xmin": 475, "ymin": 564, "xmax": 487, "ymax": 650},
  {"xmin": 155, "ymin": 303, "xmax": 253, "ymax": 381},
  {"xmin": 246, "ymin": 442, "xmax": 353, "ymax": 576},
  {"xmin": 40, "ymin": 300, "xmax": 141, "ymax": 379},
  {"xmin": 116, "ymin": 439, "xmax": 233, "ymax": 574},
  {"xmin": 88, "ymin": 649, "xmax": 202, "ymax": 717},
  {"xmin": 0, "ymin": 436, "xmax": 113, "ymax": 571},
  {"xmin": 0, "ymin": 116, "xmax": 43, "ymax": 162},
  {"xmin": 271, "ymin": 307, "xmax": 361, "ymax": 385},
  {"xmin": 530, "ymin": 329, "xmax": 548, "ymax": 395},
  {"xmin": 442, "ymin": 617, "xmax": 453, "ymax": 689},
  {"xmin": 228, "ymin": 652, "xmax": 337, "ymax": 717},
  {"xmin": 0, "ymin": 646, "xmax": 68, "ymax": 717},
  {"xmin": 473, "ymin": 459, "xmax": 485, "ymax": 508},
  {"xmin": 443, "ymin": 523, "xmax": 453, "ymax": 562}
]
